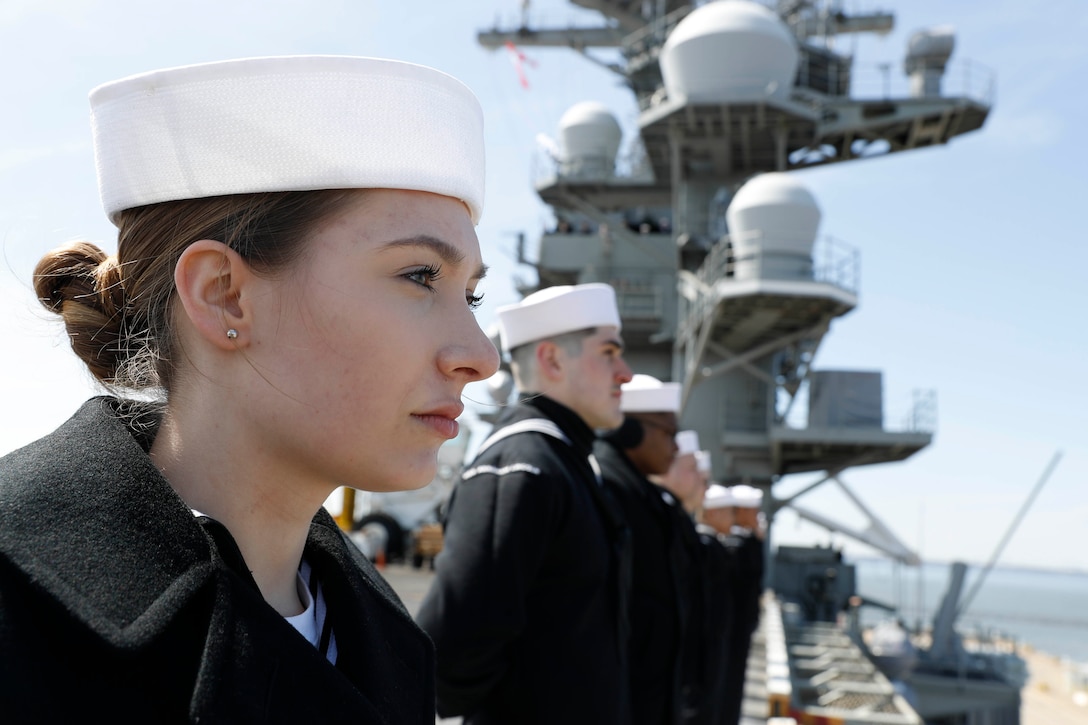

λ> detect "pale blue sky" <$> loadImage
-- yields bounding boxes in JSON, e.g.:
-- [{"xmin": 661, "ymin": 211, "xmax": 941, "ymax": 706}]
[{"xmin": 0, "ymin": 0, "xmax": 1084, "ymax": 571}]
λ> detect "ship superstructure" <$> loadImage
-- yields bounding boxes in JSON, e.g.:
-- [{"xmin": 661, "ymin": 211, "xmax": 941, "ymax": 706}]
[
  {"xmin": 479, "ymin": 0, "xmax": 987, "ymax": 492},
  {"xmin": 478, "ymin": 1, "xmax": 1015, "ymax": 722}
]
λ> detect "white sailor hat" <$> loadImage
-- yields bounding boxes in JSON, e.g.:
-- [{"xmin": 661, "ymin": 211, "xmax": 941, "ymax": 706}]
[
  {"xmin": 621, "ymin": 374, "xmax": 682, "ymax": 413},
  {"xmin": 730, "ymin": 484, "xmax": 763, "ymax": 509},
  {"xmin": 90, "ymin": 55, "xmax": 486, "ymax": 225},
  {"xmin": 703, "ymin": 483, "xmax": 734, "ymax": 510},
  {"xmin": 675, "ymin": 429, "xmax": 700, "ymax": 456},
  {"xmin": 694, "ymin": 450, "xmax": 711, "ymax": 474},
  {"xmin": 497, "ymin": 283, "xmax": 621, "ymax": 352}
]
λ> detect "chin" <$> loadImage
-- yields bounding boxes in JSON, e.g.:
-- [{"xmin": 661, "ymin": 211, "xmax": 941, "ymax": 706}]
[
  {"xmin": 358, "ymin": 457, "xmax": 438, "ymax": 493},
  {"xmin": 590, "ymin": 409, "xmax": 624, "ymax": 431},
  {"xmin": 399, "ymin": 465, "xmax": 439, "ymax": 492},
  {"xmin": 365, "ymin": 474, "xmax": 435, "ymax": 494}
]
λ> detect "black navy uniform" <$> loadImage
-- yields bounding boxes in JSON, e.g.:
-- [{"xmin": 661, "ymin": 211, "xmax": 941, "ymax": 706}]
[
  {"xmin": 690, "ymin": 524, "xmax": 740, "ymax": 725},
  {"xmin": 594, "ymin": 436, "xmax": 692, "ymax": 725},
  {"xmin": 721, "ymin": 528, "xmax": 764, "ymax": 725},
  {"xmin": 417, "ymin": 395, "xmax": 631, "ymax": 725},
  {"xmin": 691, "ymin": 524, "xmax": 763, "ymax": 725},
  {"xmin": 0, "ymin": 397, "xmax": 435, "ymax": 723}
]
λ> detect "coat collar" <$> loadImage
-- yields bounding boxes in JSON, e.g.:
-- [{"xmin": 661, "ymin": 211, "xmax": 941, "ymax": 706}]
[
  {"xmin": 0, "ymin": 397, "xmax": 213, "ymax": 645},
  {"xmin": 0, "ymin": 396, "xmax": 434, "ymax": 720},
  {"xmin": 595, "ymin": 437, "xmax": 672, "ymax": 507},
  {"xmin": 512, "ymin": 393, "xmax": 596, "ymax": 457},
  {"xmin": 594, "ymin": 436, "xmax": 642, "ymax": 481}
]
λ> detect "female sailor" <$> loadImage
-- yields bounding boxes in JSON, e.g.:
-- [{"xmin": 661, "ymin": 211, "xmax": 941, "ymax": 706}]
[{"xmin": 0, "ymin": 54, "xmax": 498, "ymax": 722}]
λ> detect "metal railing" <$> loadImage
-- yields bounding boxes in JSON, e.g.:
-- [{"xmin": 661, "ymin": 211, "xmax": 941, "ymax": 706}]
[
  {"xmin": 614, "ymin": 277, "xmax": 666, "ymax": 321},
  {"xmin": 846, "ymin": 58, "xmax": 996, "ymax": 106},
  {"xmin": 620, "ymin": 4, "xmax": 693, "ymax": 64},
  {"xmin": 778, "ymin": 384, "xmax": 937, "ymax": 434},
  {"xmin": 634, "ymin": 56, "xmax": 994, "ymax": 114},
  {"xmin": 530, "ymin": 141, "xmax": 656, "ymax": 189},
  {"xmin": 699, "ymin": 232, "xmax": 859, "ymax": 296},
  {"xmin": 899, "ymin": 389, "xmax": 937, "ymax": 434}
]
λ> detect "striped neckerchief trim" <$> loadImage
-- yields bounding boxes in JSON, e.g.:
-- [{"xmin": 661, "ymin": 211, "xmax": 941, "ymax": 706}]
[{"xmin": 476, "ymin": 417, "xmax": 604, "ymax": 486}]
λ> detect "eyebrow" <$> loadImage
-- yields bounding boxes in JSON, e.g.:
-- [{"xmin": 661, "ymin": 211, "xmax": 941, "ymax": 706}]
[
  {"xmin": 381, "ymin": 234, "xmax": 489, "ymax": 280},
  {"xmin": 601, "ymin": 337, "xmax": 625, "ymax": 352}
]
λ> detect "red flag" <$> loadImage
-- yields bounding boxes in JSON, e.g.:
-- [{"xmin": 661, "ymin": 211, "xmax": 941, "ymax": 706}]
[{"xmin": 504, "ymin": 40, "xmax": 537, "ymax": 89}]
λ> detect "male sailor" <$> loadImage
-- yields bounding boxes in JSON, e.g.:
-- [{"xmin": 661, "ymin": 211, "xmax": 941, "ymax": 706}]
[
  {"xmin": 417, "ymin": 282, "xmax": 634, "ymax": 725},
  {"xmin": 652, "ymin": 430, "xmax": 710, "ymax": 720},
  {"xmin": 696, "ymin": 484, "xmax": 765, "ymax": 725},
  {"xmin": 594, "ymin": 374, "xmax": 688, "ymax": 724}
]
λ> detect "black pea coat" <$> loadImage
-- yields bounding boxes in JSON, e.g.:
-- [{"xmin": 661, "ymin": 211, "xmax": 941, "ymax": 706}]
[
  {"xmin": 0, "ymin": 397, "xmax": 434, "ymax": 724},
  {"xmin": 593, "ymin": 437, "xmax": 691, "ymax": 725},
  {"xmin": 696, "ymin": 527, "xmax": 763, "ymax": 725},
  {"xmin": 688, "ymin": 525, "xmax": 739, "ymax": 725},
  {"xmin": 668, "ymin": 498, "xmax": 706, "ymax": 721},
  {"xmin": 416, "ymin": 395, "xmax": 631, "ymax": 725},
  {"xmin": 722, "ymin": 530, "xmax": 764, "ymax": 723}
]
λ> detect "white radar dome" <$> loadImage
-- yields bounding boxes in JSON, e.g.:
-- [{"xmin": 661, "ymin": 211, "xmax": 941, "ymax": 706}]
[
  {"xmin": 905, "ymin": 25, "xmax": 956, "ymax": 98},
  {"xmin": 660, "ymin": 0, "xmax": 799, "ymax": 103},
  {"xmin": 726, "ymin": 172, "xmax": 820, "ymax": 280},
  {"xmin": 558, "ymin": 101, "xmax": 622, "ymax": 179},
  {"xmin": 906, "ymin": 25, "xmax": 956, "ymax": 63}
]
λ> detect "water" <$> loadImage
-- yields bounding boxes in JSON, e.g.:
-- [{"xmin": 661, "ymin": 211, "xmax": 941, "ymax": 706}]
[{"xmin": 850, "ymin": 558, "xmax": 1088, "ymax": 664}]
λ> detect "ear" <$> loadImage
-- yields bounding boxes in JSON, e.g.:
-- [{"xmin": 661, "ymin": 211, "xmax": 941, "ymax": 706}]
[
  {"xmin": 534, "ymin": 340, "xmax": 565, "ymax": 382},
  {"xmin": 173, "ymin": 240, "xmax": 254, "ymax": 350}
]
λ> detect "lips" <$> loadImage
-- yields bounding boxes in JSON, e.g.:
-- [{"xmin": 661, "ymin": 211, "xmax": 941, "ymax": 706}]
[{"xmin": 413, "ymin": 401, "xmax": 464, "ymax": 439}]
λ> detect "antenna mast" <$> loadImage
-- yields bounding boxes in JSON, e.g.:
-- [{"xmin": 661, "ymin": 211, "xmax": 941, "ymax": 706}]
[{"xmin": 957, "ymin": 450, "xmax": 1063, "ymax": 618}]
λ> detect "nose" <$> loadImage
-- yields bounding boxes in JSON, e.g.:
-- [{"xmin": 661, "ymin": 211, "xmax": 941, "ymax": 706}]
[
  {"xmin": 441, "ymin": 311, "xmax": 501, "ymax": 383},
  {"xmin": 615, "ymin": 355, "xmax": 633, "ymax": 384}
]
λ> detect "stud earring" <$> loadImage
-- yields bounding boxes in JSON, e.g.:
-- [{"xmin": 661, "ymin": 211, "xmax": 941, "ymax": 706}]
[{"xmin": 226, "ymin": 329, "xmax": 238, "ymax": 340}]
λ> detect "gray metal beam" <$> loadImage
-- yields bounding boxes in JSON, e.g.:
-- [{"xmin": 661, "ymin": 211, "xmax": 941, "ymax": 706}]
[
  {"xmin": 790, "ymin": 12, "xmax": 895, "ymax": 39},
  {"xmin": 570, "ymin": 0, "xmax": 646, "ymax": 32},
  {"xmin": 477, "ymin": 26, "xmax": 625, "ymax": 50},
  {"xmin": 697, "ymin": 319, "xmax": 830, "ymax": 384},
  {"xmin": 706, "ymin": 339, "xmax": 777, "ymax": 386}
]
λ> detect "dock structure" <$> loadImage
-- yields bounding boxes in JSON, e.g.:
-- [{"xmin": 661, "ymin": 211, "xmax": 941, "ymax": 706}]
[{"xmin": 744, "ymin": 596, "xmax": 921, "ymax": 725}]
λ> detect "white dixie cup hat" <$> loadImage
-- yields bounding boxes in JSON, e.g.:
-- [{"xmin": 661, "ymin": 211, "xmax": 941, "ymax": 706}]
[
  {"xmin": 703, "ymin": 483, "xmax": 736, "ymax": 510},
  {"xmin": 730, "ymin": 484, "xmax": 764, "ymax": 509},
  {"xmin": 694, "ymin": 449, "xmax": 711, "ymax": 474},
  {"xmin": 674, "ymin": 429, "xmax": 700, "ymax": 456},
  {"xmin": 90, "ymin": 55, "xmax": 486, "ymax": 225},
  {"xmin": 496, "ymin": 283, "xmax": 621, "ymax": 352},
  {"xmin": 621, "ymin": 374, "xmax": 682, "ymax": 414}
]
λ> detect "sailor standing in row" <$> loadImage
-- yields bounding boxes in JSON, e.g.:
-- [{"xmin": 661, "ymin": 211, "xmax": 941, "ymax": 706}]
[
  {"xmin": 417, "ymin": 283, "xmax": 635, "ymax": 725},
  {"xmin": 696, "ymin": 484, "xmax": 766, "ymax": 725},
  {"xmin": 652, "ymin": 428, "xmax": 713, "ymax": 718},
  {"xmin": 594, "ymin": 374, "xmax": 688, "ymax": 724},
  {"xmin": 691, "ymin": 484, "xmax": 741, "ymax": 725},
  {"xmin": 725, "ymin": 484, "xmax": 766, "ymax": 709}
]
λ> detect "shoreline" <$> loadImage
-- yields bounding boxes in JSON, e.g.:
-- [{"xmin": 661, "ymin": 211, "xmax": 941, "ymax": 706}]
[
  {"xmin": 1019, "ymin": 643, "xmax": 1088, "ymax": 725},
  {"xmin": 848, "ymin": 555, "xmax": 1088, "ymax": 580}
]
